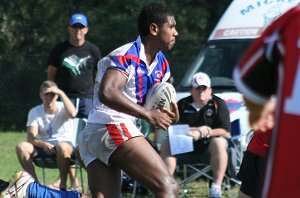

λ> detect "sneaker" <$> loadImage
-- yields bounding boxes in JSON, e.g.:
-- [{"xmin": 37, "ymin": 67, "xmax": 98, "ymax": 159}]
[
  {"xmin": 209, "ymin": 183, "xmax": 222, "ymax": 198},
  {"xmin": 0, "ymin": 171, "xmax": 35, "ymax": 198}
]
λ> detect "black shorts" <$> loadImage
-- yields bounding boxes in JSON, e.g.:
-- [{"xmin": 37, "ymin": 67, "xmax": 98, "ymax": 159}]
[
  {"xmin": 33, "ymin": 142, "xmax": 74, "ymax": 159},
  {"xmin": 175, "ymin": 137, "xmax": 229, "ymax": 165},
  {"xmin": 33, "ymin": 146, "xmax": 56, "ymax": 159},
  {"xmin": 237, "ymin": 150, "xmax": 266, "ymax": 197}
]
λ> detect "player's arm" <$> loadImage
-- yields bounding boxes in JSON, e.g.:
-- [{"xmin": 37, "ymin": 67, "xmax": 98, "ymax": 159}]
[
  {"xmin": 99, "ymin": 69, "xmax": 175, "ymax": 130},
  {"xmin": 47, "ymin": 65, "xmax": 57, "ymax": 81},
  {"xmin": 244, "ymin": 96, "xmax": 275, "ymax": 132}
]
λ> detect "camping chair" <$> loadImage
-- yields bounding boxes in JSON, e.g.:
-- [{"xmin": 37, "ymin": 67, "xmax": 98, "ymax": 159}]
[
  {"xmin": 32, "ymin": 118, "xmax": 86, "ymax": 192},
  {"xmin": 175, "ymin": 119, "xmax": 243, "ymax": 196}
]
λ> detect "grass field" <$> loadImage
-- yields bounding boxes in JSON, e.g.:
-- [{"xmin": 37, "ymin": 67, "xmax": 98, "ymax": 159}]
[{"xmin": 0, "ymin": 132, "xmax": 239, "ymax": 197}]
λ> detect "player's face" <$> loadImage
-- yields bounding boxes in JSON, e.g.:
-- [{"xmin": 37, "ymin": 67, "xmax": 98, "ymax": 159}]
[
  {"xmin": 157, "ymin": 16, "xmax": 178, "ymax": 51},
  {"xmin": 191, "ymin": 86, "xmax": 212, "ymax": 104},
  {"xmin": 68, "ymin": 23, "xmax": 88, "ymax": 42}
]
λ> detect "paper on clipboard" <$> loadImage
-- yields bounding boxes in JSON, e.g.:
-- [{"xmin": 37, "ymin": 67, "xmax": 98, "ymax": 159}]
[{"xmin": 168, "ymin": 124, "xmax": 194, "ymax": 155}]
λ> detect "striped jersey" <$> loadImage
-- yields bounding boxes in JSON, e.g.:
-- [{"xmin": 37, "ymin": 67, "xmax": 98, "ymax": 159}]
[
  {"xmin": 234, "ymin": 5, "xmax": 300, "ymax": 198},
  {"xmin": 88, "ymin": 37, "xmax": 171, "ymax": 124}
]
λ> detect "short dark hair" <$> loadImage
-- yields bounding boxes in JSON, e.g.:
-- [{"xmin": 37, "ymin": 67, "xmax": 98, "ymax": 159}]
[{"xmin": 138, "ymin": 2, "xmax": 174, "ymax": 37}]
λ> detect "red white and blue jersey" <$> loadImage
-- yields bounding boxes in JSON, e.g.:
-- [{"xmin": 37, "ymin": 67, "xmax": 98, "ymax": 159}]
[
  {"xmin": 234, "ymin": 5, "xmax": 300, "ymax": 198},
  {"xmin": 88, "ymin": 37, "xmax": 171, "ymax": 124}
]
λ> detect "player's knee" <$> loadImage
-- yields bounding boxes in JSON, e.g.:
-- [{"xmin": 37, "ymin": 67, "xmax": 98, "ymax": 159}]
[
  {"xmin": 155, "ymin": 175, "xmax": 179, "ymax": 197},
  {"xmin": 166, "ymin": 176, "xmax": 179, "ymax": 196}
]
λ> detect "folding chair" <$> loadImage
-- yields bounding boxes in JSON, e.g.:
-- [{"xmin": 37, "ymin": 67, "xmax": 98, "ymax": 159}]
[
  {"xmin": 175, "ymin": 119, "xmax": 243, "ymax": 196},
  {"xmin": 33, "ymin": 118, "xmax": 86, "ymax": 192}
]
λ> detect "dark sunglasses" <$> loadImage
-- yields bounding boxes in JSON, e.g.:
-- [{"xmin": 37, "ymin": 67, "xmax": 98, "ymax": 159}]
[
  {"xmin": 71, "ymin": 24, "xmax": 85, "ymax": 29},
  {"xmin": 195, "ymin": 85, "xmax": 208, "ymax": 91}
]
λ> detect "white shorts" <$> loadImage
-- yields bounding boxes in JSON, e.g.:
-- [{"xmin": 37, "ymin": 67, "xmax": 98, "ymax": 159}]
[{"xmin": 78, "ymin": 122, "xmax": 143, "ymax": 166}]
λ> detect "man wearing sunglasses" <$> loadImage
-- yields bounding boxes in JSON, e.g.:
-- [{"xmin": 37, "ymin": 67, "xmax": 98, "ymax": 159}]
[
  {"xmin": 47, "ymin": 13, "xmax": 101, "ymax": 119},
  {"xmin": 47, "ymin": 13, "xmax": 101, "ymax": 190},
  {"xmin": 160, "ymin": 72, "xmax": 231, "ymax": 198}
]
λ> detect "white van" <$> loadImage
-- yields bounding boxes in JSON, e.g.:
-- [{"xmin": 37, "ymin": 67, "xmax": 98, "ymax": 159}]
[{"xmin": 176, "ymin": 0, "xmax": 300, "ymax": 151}]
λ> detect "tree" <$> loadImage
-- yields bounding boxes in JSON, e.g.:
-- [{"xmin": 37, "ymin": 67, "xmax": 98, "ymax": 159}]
[{"xmin": 0, "ymin": 0, "xmax": 231, "ymax": 130}]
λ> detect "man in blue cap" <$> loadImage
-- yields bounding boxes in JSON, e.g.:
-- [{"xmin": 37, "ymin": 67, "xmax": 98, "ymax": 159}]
[
  {"xmin": 48, "ymin": 13, "xmax": 101, "ymax": 119},
  {"xmin": 47, "ymin": 13, "xmax": 101, "ymax": 190}
]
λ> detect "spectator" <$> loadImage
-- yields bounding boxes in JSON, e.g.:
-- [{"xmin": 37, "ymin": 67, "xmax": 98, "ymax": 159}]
[
  {"xmin": 78, "ymin": 2, "xmax": 179, "ymax": 197},
  {"xmin": 16, "ymin": 80, "xmax": 77, "ymax": 190},
  {"xmin": 233, "ymin": 5, "xmax": 300, "ymax": 197},
  {"xmin": 47, "ymin": 13, "xmax": 101, "ymax": 118},
  {"xmin": 160, "ymin": 72, "xmax": 231, "ymax": 198},
  {"xmin": 47, "ymin": 13, "xmax": 101, "ymax": 189}
]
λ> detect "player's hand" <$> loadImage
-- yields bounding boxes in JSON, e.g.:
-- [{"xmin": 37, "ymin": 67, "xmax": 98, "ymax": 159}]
[
  {"xmin": 169, "ymin": 101, "xmax": 179, "ymax": 123},
  {"xmin": 145, "ymin": 109, "xmax": 173, "ymax": 130}
]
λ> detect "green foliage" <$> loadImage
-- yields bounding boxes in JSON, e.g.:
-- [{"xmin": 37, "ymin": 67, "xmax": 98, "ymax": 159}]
[{"xmin": 0, "ymin": 0, "xmax": 231, "ymax": 130}]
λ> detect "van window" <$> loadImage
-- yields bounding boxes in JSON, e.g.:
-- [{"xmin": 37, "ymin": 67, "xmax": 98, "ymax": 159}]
[{"xmin": 178, "ymin": 39, "xmax": 252, "ymax": 92}]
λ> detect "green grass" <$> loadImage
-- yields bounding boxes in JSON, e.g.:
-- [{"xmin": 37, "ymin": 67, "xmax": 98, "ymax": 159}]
[
  {"xmin": 0, "ymin": 132, "xmax": 88, "ymax": 190},
  {"xmin": 0, "ymin": 132, "xmax": 239, "ymax": 197}
]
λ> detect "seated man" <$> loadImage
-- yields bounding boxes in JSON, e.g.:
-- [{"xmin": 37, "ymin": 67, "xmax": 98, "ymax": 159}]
[
  {"xmin": 160, "ymin": 72, "xmax": 231, "ymax": 198},
  {"xmin": 15, "ymin": 80, "xmax": 77, "ymax": 190}
]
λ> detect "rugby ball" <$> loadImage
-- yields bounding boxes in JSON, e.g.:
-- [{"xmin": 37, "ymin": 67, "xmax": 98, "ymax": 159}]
[{"xmin": 144, "ymin": 82, "xmax": 176, "ymax": 111}]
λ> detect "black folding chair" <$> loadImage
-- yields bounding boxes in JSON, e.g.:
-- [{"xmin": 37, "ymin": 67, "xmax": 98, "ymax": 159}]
[{"xmin": 175, "ymin": 119, "xmax": 243, "ymax": 196}]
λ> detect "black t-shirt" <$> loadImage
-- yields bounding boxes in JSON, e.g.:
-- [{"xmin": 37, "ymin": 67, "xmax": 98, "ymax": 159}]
[
  {"xmin": 177, "ymin": 95, "xmax": 231, "ymax": 132},
  {"xmin": 48, "ymin": 40, "xmax": 101, "ymax": 98}
]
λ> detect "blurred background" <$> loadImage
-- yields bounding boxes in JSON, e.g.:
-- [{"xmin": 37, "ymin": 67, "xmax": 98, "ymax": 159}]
[{"xmin": 0, "ymin": 0, "xmax": 231, "ymax": 131}]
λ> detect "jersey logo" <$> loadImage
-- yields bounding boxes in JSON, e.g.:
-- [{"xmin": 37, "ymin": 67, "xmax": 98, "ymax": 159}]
[
  {"xmin": 155, "ymin": 71, "xmax": 162, "ymax": 79},
  {"xmin": 137, "ymin": 67, "xmax": 145, "ymax": 75}
]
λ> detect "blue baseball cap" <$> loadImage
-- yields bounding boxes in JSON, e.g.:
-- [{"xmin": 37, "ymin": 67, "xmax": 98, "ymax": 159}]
[{"xmin": 69, "ymin": 13, "xmax": 88, "ymax": 27}]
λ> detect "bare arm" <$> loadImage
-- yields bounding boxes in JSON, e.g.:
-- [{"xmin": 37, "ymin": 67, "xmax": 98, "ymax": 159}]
[
  {"xmin": 244, "ymin": 96, "xmax": 275, "ymax": 132},
  {"xmin": 47, "ymin": 65, "xmax": 57, "ymax": 81},
  {"xmin": 27, "ymin": 126, "xmax": 56, "ymax": 155},
  {"xmin": 99, "ymin": 69, "xmax": 178, "ymax": 130},
  {"xmin": 42, "ymin": 86, "xmax": 77, "ymax": 118}
]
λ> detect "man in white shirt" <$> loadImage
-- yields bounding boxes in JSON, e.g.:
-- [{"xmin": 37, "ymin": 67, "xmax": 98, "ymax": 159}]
[{"xmin": 15, "ymin": 80, "xmax": 77, "ymax": 190}]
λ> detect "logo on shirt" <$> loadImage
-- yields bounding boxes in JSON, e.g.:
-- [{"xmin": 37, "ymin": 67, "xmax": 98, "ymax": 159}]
[
  {"xmin": 137, "ymin": 68, "xmax": 145, "ymax": 75},
  {"xmin": 155, "ymin": 71, "xmax": 162, "ymax": 79},
  {"xmin": 62, "ymin": 55, "xmax": 91, "ymax": 75},
  {"xmin": 205, "ymin": 109, "xmax": 214, "ymax": 117}
]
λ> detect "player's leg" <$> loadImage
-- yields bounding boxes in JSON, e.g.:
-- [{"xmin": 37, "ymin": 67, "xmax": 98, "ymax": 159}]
[
  {"xmin": 78, "ymin": 124, "xmax": 122, "ymax": 198},
  {"xmin": 110, "ymin": 136, "xmax": 179, "ymax": 197},
  {"xmin": 86, "ymin": 159, "xmax": 121, "ymax": 198}
]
